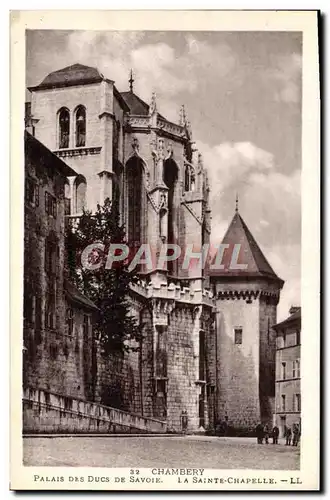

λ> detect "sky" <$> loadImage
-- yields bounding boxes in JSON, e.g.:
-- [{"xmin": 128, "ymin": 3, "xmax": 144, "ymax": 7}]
[{"xmin": 26, "ymin": 30, "xmax": 302, "ymax": 320}]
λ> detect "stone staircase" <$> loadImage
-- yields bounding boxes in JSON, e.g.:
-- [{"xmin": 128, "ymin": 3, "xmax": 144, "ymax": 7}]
[{"xmin": 23, "ymin": 388, "xmax": 167, "ymax": 434}]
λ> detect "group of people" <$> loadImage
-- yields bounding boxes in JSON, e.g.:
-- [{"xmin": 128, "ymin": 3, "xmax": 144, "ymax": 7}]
[
  {"xmin": 255, "ymin": 423, "xmax": 300, "ymax": 446},
  {"xmin": 284, "ymin": 423, "xmax": 301, "ymax": 446}
]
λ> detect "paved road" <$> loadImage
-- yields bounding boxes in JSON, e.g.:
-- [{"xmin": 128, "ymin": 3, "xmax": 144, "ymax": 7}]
[{"xmin": 23, "ymin": 435, "xmax": 300, "ymax": 470}]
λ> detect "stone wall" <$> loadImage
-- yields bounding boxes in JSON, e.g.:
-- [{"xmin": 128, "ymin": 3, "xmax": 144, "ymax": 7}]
[
  {"xmin": 259, "ymin": 296, "xmax": 278, "ymax": 427},
  {"xmin": 23, "ymin": 388, "xmax": 167, "ymax": 434}
]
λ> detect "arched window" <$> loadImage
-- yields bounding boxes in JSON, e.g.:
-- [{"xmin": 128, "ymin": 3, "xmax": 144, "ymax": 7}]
[
  {"xmin": 184, "ymin": 164, "xmax": 196, "ymax": 192},
  {"xmin": 163, "ymin": 158, "xmax": 178, "ymax": 274},
  {"xmin": 75, "ymin": 176, "xmax": 87, "ymax": 214},
  {"xmin": 126, "ymin": 157, "xmax": 143, "ymax": 248},
  {"xmin": 58, "ymin": 108, "xmax": 70, "ymax": 149},
  {"xmin": 75, "ymin": 105, "xmax": 86, "ymax": 147}
]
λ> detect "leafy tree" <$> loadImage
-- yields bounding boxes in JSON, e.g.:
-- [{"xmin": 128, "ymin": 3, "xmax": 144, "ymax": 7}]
[{"xmin": 66, "ymin": 198, "xmax": 142, "ymax": 354}]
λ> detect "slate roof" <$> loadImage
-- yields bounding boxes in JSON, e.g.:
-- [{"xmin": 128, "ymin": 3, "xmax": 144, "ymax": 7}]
[
  {"xmin": 64, "ymin": 279, "xmax": 99, "ymax": 311},
  {"xmin": 273, "ymin": 307, "xmax": 301, "ymax": 330},
  {"xmin": 25, "ymin": 130, "xmax": 77, "ymax": 178},
  {"xmin": 209, "ymin": 211, "xmax": 283, "ymax": 284},
  {"xmin": 29, "ymin": 63, "xmax": 104, "ymax": 91},
  {"xmin": 120, "ymin": 91, "xmax": 166, "ymax": 119},
  {"xmin": 120, "ymin": 91, "xmax": 150, "ymax": 115}
]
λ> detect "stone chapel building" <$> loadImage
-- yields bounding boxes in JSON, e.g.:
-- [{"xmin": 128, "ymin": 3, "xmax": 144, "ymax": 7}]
[{"xmin": 26, "ymin": 63, "xmax": 284, "ymax": 433}]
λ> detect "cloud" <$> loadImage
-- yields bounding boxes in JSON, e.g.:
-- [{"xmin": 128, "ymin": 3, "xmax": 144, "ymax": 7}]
[
  {"xmin": 198, "ymin": 139, "xmax": 301, "ymax": 321},
  {"xmin": 265, "ymin": 53, "xmax": 302, "ymax": 104}
]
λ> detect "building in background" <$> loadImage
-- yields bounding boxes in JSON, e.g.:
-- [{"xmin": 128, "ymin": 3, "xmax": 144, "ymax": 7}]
[{"xmin": 273, "ymin": 306, "xmax": 301, "ymax": 437}]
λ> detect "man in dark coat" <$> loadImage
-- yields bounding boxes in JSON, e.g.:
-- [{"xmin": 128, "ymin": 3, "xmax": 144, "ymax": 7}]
[
  {"xmin": 292, "ymin": 423, "xmax": 300, "ymax": 446},
  {"xmin": 255, "ymin": 423, "xmax": 264, "ymax": 444},
  {"xmin": 272, "ymin": 425, "xmax": 279, "ymax": 444},
  {"xmin": 285, "ymin": 426, "xmax": 292, "ymax": 445}
]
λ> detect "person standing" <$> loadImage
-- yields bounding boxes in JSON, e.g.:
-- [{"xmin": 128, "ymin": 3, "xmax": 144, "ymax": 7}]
[
  {"xmin": 285, "ymin": 425, "xmax": 292, "ymax": 445},
  {"xmin": 292, "ymin": 423, "xmax": 300, "ymax": 446},
  {"xmin": 256, "ymin": 423, "xmax": 264, "ymax": 444},
  {"xmin": 272, "ymin": 425, "xmax": 279, "ymax": 444},
  {"xmin": 264, "ymin": 424, "xmax": 269, "ymax": 444}
]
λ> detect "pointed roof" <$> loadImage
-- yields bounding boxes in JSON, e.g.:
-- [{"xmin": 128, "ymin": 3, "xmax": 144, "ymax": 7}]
[
  {"xmin": 120, "ymin": 91, "xmax": 150, "ymax": 115},
  {"xmin": 29, "ymin": 63, "xmax": 104, "ymax": 91},
  {"xmin": 209, "ymin": 211, "xmax": 283, "ymax": 284}
]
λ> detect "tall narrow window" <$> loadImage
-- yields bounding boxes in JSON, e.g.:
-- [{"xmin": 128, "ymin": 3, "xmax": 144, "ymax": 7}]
[
  {"xmin": 58, "ymin": 108, "xmax": 70, "ymax": 149},
  {"xmin": 296, "ymin": 329, "xmax": 301, "ymax": 345},
  {"xmin": 75, "ymin": 105, "xmax": 86, "ymax": 147},
  {"xmin": 163, "ymin": 158, "xmax": 178, "ymax": 275},
  {"xmin": 292, "ymin": 360, "xmax": 296, "ymax": 378},
  {"xmin": 295, "ymin": 393, "xmax": 301, "ymax": 412},
  {"xmin": 199, "ymin": 330, "xmax": 205, "ymax": 381},
  {"xmin": 126, "ymin": 157, "xmax": 143, "ymax": 249},
  {"xmin": 234, "ymin": 327, "xmax": 243, "ymax": 345},
  {"xmin": 281, "ymin": 395, "xmax": 286, "ymax": 412},
  {"xmin": 75, "ymin": 176, "xmax": 87, "ymax": 214},
  {"xmin": 296, "ymin": 359, "xmax": 300, "ymax": 377},
  {"xmin": 282, "ymin": 362, "xmax": 286, "ymax": 380}
]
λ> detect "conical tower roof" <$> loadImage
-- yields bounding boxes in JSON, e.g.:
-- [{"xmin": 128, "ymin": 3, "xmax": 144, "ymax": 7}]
[{"xmin": 209, "ymin": 210, "xmax": 283, "ymax": 285}]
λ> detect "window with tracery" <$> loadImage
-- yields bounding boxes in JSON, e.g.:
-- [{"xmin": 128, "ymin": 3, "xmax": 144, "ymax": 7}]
[
  {"xmin": 184, "ymin": 163, "xmax": 196, "ymax": 192},
  {"xmin": 75, "ymin": 106, "xmax": 86, "ymax": 147},
  {"xmin": 126, "ymin": 157, "xmax": 143, "ymax": 248},
  {"xmin": 58, "ymin": 108, "xmax": 70, "ymax": 149},
  {"xmin": 163, "ymin": 158, "xmax": 178, "ymax": 274}
]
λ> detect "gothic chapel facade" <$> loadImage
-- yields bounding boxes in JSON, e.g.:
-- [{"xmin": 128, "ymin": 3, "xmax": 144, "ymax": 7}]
[{"xmin": 27, "ymin": 63, "xmax": 284, "ymax": 433}]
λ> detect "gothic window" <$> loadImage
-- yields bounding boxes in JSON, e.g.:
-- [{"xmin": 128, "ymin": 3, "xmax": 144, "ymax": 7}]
[
  {"xmin": 126, "ymin": 157, "xmax": 143, "ymax": 248},
  {"xmin": 184, "ymin": 164, "xmax": 196, "ymax": 192},
  {"xmin": 75, "ymin": 176, "xmax": 87, "ymax": 214},
  {"xmin": 58, "ymin": 108, "xmax": 70, "ymax": 149},
  {"xmin": 281, "ymin": 394, "xmax": 286, "ymax": 411},
  {"xmin": 163, "ymin": 158, "xmax": 178, "ymax": 274},
  {"xmin": 282, "ymin": 362, "xmax": 286, "ymax": 380},
  {"xmin": 199, "ymin": 330, "xmax": 205, "ymax": 381},
  {"xmin": 75, "ymin": 105, "xmax": 86, "ymax": 147}
]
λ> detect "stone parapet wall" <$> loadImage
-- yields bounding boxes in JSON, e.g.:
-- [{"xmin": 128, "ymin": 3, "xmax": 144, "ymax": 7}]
[{"xmin": 23, "ymin": 388, "xmax": 167, "ymax": 434}]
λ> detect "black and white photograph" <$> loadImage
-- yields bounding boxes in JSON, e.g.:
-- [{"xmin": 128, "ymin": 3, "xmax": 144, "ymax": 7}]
[{"xmin": 10, "ymin": 10, "xmax": 320, "ymax": 491}]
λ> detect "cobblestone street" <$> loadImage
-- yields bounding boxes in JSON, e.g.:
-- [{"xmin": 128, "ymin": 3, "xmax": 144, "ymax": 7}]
[{"xmin": 23, "ymin": 436, "xmax": 300, "ymax": 470}]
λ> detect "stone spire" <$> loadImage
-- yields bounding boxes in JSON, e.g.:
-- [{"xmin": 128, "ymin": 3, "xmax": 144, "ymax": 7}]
[
  {"xmin": 179, "ymin": 104, "xmax": 186, "ymax": 127},
  {"xmin": 150, "ymin": 92, "xmax": 157, "ymax": 115},
  {"xmin": 129, "ymin": 69, "xmax": 134, "ymax": 93}
]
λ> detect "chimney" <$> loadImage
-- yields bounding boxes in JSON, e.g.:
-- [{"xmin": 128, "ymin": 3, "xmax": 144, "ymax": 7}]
[{"xmin": 289, "ymin": 306, "xmax": 301, "ymax": 315}]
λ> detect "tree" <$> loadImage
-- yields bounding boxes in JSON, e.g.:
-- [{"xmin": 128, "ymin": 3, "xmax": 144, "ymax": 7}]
[{"xmin": 66, "ymin": 198, "xmax": 142, "ymax": 354}]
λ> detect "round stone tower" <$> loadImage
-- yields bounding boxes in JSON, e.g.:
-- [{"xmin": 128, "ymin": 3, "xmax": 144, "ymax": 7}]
[{"xmin": 209, "ymin": 207, "xmax": 284, "ymax": 432}]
